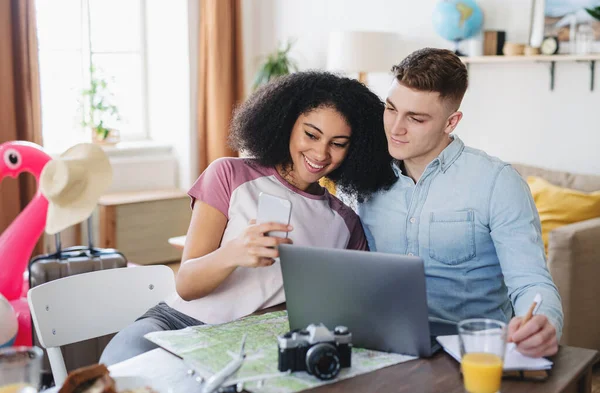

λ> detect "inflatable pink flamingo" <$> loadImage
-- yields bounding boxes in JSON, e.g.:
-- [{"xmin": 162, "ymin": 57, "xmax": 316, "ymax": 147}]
[{"xmin": 0, "ymin": 141, "xmax": 51, "ymax": 346}]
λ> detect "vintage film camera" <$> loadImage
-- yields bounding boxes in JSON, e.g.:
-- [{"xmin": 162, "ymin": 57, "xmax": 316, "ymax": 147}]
[{"xmin": 277, "ymin": 323, "xmax": 352, "ymax": 380}]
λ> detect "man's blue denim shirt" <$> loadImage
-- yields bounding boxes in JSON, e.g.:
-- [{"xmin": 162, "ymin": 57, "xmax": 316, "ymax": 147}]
[{"xmin": 358, "ymin": 136, "xmax": 563, "ymax": 337}]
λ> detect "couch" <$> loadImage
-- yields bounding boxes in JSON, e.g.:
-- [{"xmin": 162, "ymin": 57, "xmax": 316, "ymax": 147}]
[{"xmin": 512, "ymin": 163, "xmax": 600, "ymax": 352}]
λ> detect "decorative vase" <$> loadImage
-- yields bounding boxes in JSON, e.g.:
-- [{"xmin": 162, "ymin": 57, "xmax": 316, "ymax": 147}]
[
  {"xmin": 503, "ymin": 42, "xmax": 525, "ymax": 56},
  {"xmin": 91, "ymin": 128, "xmax": 121, "ymax": 146},
  {"xmin": 575, "ymin": 22, "xmax": 594, "ymax": 55}
]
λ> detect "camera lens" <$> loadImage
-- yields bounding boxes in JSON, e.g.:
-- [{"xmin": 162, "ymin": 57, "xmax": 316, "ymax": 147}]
[{"xmin": 305, "ymin": 343, "xmax": 341, "ymax": 380}]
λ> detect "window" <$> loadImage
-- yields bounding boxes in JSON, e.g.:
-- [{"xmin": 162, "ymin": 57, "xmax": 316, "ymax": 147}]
[{"xmin": 36, "ymin": 0, "xmax": 148, "ymax": 153}]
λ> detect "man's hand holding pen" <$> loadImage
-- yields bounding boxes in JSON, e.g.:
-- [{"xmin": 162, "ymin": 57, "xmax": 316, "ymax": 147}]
[{"xmin": 507, "ymin": 293, "xmax": 559, "ymax": 358}]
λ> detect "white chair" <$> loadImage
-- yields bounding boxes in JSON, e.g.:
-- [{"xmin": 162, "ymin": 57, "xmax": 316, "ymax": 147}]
[{"xmin": 27, "ymin": 265, "xmax": 176, "ymax": 386}]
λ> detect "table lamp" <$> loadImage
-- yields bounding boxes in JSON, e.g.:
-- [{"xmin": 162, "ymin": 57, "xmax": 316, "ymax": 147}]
[{"xmin": 326, "ymin": 30, "xmax": 404, "ymax": 84}]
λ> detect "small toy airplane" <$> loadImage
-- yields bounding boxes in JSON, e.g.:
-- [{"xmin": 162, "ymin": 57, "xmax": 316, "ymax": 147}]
[
  {"xmin": 201, "ymin": 334, "xmax": 247, "ymax": 393},
  {"xmin": 184, "ymin": 334, "xmax": 283, "ymax": 393}
]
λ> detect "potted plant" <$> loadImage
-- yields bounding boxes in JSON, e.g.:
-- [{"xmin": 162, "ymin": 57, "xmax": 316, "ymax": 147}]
[
  {"xmin": 82, "ymin": 65, "xmax": 121, "ymax": 145},
  {"xmin": 252, "ymin": 40, "xmax": 298, "ymax": 91}
]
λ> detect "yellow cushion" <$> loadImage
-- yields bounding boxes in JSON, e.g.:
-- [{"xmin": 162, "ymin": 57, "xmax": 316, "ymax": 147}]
[{"xmin": 527, "ymin": 176, "xmax": 600, "ymax": 253}]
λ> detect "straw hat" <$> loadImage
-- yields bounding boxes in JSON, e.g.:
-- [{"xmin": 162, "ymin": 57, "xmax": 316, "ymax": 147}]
[{"xmin": 40, "ymin": 143, "xmax": 112, "ymax": 235}]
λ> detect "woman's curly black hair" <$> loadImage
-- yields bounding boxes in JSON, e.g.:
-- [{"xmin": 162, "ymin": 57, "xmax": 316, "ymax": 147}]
[{"xmin": 229, "ymin": 71, "xmax": 397, "ymax": 202}]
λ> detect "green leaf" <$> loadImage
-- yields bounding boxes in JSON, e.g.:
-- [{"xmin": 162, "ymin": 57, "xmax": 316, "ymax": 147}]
[
  {"xmin": 252, "ymin": 72, "xmax": 264, "ymax": 90},
  {"xmin": 272, "ymin": 61, "xmax": 283, "ymax": 76},
  {"xmin": 586, "ymin": 7, "xmax": 600, "ymax": 21},
  {"xmin": 252, "ymin": 38, "xmax": 298, "ymax": 90},
  {"xmin": 81, "ymin": 64, "xmax": 121, "ymax": 131},
  {"xmin": 265, "ymin": 60, "xmax": 276, "ymax": 74}
]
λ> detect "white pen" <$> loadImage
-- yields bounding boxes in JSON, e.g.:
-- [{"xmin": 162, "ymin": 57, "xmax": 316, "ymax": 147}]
[{"xmin": 522, "ymin": 293, "xmax": 543, "ymax": 325}]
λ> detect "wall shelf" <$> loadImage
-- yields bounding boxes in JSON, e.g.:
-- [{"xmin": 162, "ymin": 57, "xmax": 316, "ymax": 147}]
[{"xmin": 460, "ymin": 54, "xmax": 600, "ymax": 91}]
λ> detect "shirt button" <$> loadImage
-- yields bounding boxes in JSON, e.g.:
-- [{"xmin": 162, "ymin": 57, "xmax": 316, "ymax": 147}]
[
  {"xmin": 409, "ymin": 217, "xmax": 416, "ymax": 224},
  {"xmin": 408, "ymin": 253, "xmax": 414, "ymax": 256}
]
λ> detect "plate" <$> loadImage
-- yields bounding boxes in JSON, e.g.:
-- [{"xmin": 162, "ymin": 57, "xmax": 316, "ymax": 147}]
[{"xmin": 43, "ymin": 375, "xmax": 169, "ymax": 393}]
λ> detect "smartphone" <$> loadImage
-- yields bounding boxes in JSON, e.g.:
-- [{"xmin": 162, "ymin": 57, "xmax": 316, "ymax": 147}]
[{"xmin": 256, "ymin": 192, "xmax": 292, "ymax": 238}]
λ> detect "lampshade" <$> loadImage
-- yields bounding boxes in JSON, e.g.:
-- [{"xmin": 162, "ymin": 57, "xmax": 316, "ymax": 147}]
[{"xmin": 326, "ymin": 31, "xmax": 404, "ymax": 74}]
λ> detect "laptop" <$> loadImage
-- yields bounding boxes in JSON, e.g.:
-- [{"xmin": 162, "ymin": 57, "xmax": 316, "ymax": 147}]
[{"xmin": 278, "ymin": 244, "xmax": 457, "ymax": 357}]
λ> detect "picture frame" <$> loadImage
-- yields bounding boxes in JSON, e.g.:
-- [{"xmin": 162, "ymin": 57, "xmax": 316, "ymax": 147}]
[{"xmin": 542, "ymin": 0, "xmax": 600, "ymax": 53}]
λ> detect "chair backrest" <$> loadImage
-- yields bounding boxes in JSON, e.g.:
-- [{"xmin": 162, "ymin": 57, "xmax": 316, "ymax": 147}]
[{"xmin": 28, "ymin": 265, "xmax": 175, "ymax": 385}]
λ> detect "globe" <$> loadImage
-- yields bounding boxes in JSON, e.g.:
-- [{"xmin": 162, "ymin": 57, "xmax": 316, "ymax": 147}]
[{"xmin": 432, "ymin": 0, "xmax": 484, "ymax": 55}]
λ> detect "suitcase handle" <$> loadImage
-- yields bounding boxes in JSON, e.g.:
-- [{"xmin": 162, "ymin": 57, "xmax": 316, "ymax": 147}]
[
  {"xmin": 86, "ymin": 216, "xmax": 94, "ymax": 249},
  {"xmin": 54, "ymin": 232, "xmax": 61, "ymax": 254},
  {"xmin": 30, "ymin": 216, "xmax": 125, "ymax": 265},
  {"xmin": 54, "ymin": 216, "xmax": 94, "ymax": 254}
]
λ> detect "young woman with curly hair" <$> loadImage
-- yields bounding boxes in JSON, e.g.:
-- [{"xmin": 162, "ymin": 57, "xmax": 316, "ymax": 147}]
[{"xmin": 100, "ymin": 71, "xmax": 396, "ymax": 365}]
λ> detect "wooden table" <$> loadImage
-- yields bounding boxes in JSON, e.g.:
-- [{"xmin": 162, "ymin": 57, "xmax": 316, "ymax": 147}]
[
  {"xmin": 167, "ymin": 235, "xmax": 186, "ymax": 250},
  {"xmin": 108, "ymin": 338, "xmax": 597, "ymax": 393},
  {"xmin": 306, "ymin": 345, "xmax": 598, "ymax": 393}
]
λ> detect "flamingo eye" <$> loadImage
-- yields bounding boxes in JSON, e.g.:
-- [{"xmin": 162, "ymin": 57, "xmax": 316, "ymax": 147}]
[{"xmin": 3, "ymin": 149, "xmax": 21, "ymax": 170}]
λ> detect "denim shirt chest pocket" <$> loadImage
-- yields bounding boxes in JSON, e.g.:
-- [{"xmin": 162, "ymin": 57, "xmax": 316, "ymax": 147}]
[{"xmin": 429, "ymin": 210, "xmax": 476, "ymax": 265}]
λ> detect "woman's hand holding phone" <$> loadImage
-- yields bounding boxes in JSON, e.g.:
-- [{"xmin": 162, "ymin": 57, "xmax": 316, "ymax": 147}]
[{"xmin": 225, "ymin": 220, "xmax": 293, "ymax": 268}]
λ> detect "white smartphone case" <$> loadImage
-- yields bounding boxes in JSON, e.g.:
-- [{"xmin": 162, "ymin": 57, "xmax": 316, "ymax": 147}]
[{"xmin": 256, "ymin": 192, "xmax": 292, "ymax": 238}]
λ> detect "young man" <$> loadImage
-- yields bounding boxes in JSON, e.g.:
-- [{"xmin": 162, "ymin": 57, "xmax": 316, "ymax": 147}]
[{"xmin": 358, "ymin": 48, "xmax": 563, "ymax": 358}]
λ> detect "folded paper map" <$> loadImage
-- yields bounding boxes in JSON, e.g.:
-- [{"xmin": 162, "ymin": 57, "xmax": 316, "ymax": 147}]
[{"xmin": 145, "ymin": 311, "xmax": 417, "ymax": 393}]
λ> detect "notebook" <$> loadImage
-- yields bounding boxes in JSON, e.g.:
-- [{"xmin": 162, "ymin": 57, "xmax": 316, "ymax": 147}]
[{"xmin": 436, "ymin": 335, "xmax": 553, "ymax": 371}]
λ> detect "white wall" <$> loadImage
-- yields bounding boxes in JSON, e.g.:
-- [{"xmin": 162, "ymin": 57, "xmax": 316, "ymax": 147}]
[{"xmin": 242, "ymin": 0, "xmax": 600, "ymax": 175}]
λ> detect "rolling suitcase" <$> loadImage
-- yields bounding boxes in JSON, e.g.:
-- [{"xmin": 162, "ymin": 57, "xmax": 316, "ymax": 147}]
[{"xmin": 28, "ymin": 217, "xmax": 128, "ymax": 385}]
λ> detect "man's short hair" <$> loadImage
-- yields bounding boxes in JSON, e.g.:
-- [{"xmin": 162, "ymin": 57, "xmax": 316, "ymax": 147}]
[{"xmin": 391, "ymin": 48, "xmax": 468, "ymax": 111}]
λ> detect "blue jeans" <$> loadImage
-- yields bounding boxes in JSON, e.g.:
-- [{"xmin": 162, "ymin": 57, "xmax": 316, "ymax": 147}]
[{"xmin": 99, "ymin": 302, "xmax": 202, "ymax": 366}]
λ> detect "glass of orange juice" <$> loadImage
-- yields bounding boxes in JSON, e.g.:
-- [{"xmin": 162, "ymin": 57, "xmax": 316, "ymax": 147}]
[
  {"xmin": 458, "ymin": 319, "xmax": 507, "ymax": 393},
  {"xmin": 0, "ymin": 346, "xmax": 43, "ymax": 393}
]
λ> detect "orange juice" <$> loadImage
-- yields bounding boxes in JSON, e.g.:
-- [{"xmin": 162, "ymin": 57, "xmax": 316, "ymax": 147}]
[
  {"xmin": 0, "ymin": 384, "xmax": 37, "ymax": 393},
  {"xmin": 461, "ymin": 352, "xmax": 503, "ymax": 393}
]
